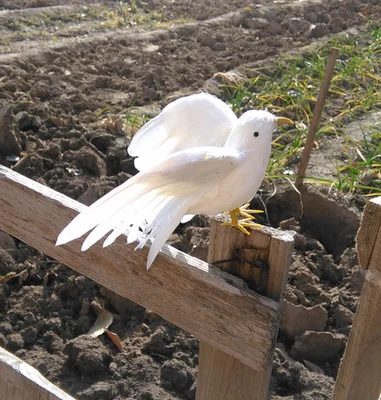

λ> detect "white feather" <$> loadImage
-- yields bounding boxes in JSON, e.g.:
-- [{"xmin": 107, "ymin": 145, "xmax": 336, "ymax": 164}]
[
  {"xmin": 145, "ymin": 198, "xmax": 190, "ymax": 269},
  {"xmin": 56, "ymin": 176, "xmax": 140, "ymax": 246},
  {"xmin": 128, "ymin": 93, "xmax": 237, "ymax": 171},
  {"xmin": 102, "ymin": 194, "xmax": 164, "ymax": 247},
  {"xmin": 80, "ymin": 190, "xmax": 156, "ymax": 251}
]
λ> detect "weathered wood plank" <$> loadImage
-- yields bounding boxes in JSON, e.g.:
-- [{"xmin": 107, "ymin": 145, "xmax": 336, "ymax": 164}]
[
  {"xmin": 0, "ymin": 165, "xmax": 278, "ymax": 371},
  {"xmin": 356, "ymin": 197, "xmax": 381, "ymax": 270},
  {"xmin": 197, "ymin": 219, "xmax": 294, "ymax": 400},
  {"xmin": 0, "ymin": 347, "xmax": 75, "ymax": 400},
  {"xmin": 333, "ymin": 197, "xmax": 381, "ymax": 400}
]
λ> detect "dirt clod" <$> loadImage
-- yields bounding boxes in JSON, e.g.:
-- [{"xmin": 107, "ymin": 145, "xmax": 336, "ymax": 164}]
[
  {"xmin": 332, "ymin": 305, "xmax": 354, "ymax": 327},
  {"xmin": 281, "ymin": 300, "xmax": 327, "ymax": 337},
  {"xmin": 65, "ymin": 335, "xmax": 112, "ymax": 377},
  {"xmin": 7, "ymin": 332, "xmax": 24, "ymax": 351},
  {"xmin": 0, "ymin": 106, "xmax": 21, "ymax": 156},
  {"xmin": 291, "ymin": 331, "xmax": 346, "ymax": 362},
  {"xmin": 161, "ymin": 359, "xmax": 194, "ymax": 392},
  {"xmin": 76, "ymin": 147, "xmax": 107, "ymax": 177},
  {"xmin": 310, "ymin": 23, "xmax": 329, "ymax": 38}
]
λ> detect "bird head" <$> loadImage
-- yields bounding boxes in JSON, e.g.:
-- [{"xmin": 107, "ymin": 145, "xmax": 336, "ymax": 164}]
[{"xmin": 225, "ymin": 110, "xmax": 293, "ymax": 153}]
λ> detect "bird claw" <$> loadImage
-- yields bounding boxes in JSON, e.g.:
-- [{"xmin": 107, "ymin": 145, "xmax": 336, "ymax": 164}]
[
  {"xmin": 221, "ymin": 220, "xmax": 251, "ymax": 235},
  {"xmin": 239, "ymin": 203, "xmax": 264, "ymax": 218},
  {"xmin": 221, "ymin": 204, "xmax": 263, "ymax": 235}
]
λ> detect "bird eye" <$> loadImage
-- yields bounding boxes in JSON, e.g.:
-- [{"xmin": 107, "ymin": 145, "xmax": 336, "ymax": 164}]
[{"xmin": 253, "ymin": 132, "xmax": 259, "ymax": 137}]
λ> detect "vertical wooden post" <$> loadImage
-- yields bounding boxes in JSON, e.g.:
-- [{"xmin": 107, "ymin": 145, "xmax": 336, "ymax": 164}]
[
  {"xmin": 296, "ymin": 47, "xmax": 338, "ymax": 188},
  {"xmin": 196, "ymin": 220, "xmax": 294, "ymax": 400},
  {"xmin": 333, "ymin": 197, "xmax": 381, "ymax": 400}
]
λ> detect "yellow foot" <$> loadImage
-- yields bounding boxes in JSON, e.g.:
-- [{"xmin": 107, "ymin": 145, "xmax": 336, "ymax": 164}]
[{"xmin": 221, "ymin": 204, "xmax": 263, "ymax": 235}]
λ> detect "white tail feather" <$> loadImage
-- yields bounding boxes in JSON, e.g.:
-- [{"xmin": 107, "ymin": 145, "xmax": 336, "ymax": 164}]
[
  {"xmin": 81, "ymin": 191, "xmax": 159, "ymax": 251},
  {"xmin": 57, "ymin": 173, "xmax": 192, "ymax": 268},
  {"xmin": 145, "ymin": 198, "xmax": 191, "ymax": 269},
  {"xmin": 56, "ymin": 176, "xmax": 142, "ymax": 246},
  {"xmin": 101, "ymin": 194, "xmax": 163, "ymax": 248}
]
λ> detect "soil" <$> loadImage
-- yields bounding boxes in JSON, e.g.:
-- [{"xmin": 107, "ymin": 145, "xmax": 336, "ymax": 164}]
[{"xmin": 0, "ymin": 0, "xmax": 380, "ymax": 399}]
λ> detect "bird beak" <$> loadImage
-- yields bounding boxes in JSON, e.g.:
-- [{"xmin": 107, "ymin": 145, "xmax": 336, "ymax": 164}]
[{"xmin": 276, "ymin": 117, "xmax": 294, "ymax": 126}]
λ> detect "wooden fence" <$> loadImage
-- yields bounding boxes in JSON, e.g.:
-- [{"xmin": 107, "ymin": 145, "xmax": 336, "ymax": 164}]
[
  {"xmin": 0, "ymin": 164, "xmax": 294, "ymax": 399},
  {"xmin": 0, "ymin": 163, "xmax": 381, "ymax": 399}
]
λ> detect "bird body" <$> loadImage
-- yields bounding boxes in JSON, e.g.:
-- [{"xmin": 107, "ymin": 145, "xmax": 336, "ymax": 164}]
[{"xmin": 57, "ymin": 93, "xmax": 291, "ymax": 269}]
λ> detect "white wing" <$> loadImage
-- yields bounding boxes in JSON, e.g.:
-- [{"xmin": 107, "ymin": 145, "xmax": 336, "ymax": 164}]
[
  {"xmin": 57, "ymin": 146, "xmax": 241, "ymax": 268},
  {"xmin": 136, "ymin": 146, "xmax": 240, "ymax": 198},
  {"xmin": 128, "ymin": 93, "xmax": 237, "ymax": 171}
]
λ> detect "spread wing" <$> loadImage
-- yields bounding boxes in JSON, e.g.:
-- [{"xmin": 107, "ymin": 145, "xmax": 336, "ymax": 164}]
[
  {"xmin": 128, "ymin": 93, "xmax": 237, "ymax": 171},
  {"xmin": 56, "ymin": 146, "xmax": 241, "ymax": 268}
]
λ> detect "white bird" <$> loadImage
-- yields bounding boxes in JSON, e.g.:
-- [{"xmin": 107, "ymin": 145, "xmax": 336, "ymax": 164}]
[{"xmin": 56, "ymin": 93, "xmax": 292, "ymax": 269}]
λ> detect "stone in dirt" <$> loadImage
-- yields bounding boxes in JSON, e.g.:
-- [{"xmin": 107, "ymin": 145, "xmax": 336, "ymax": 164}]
[
  {"xmin": 0, "ymin": 106, "xmax": 22, "ymax": 156},
  {"xmin": 77, "ymin": 147, "xmax": 107, "ymax": 177},
  {"xmin": 333, "ymin": 304, "xmax": 354, "ymax": 327},
  {"xmin": 291, "ymin": 331, "xmax": 346, "ymax": 362},
  {"xmin": 280, "ymin": 299, "xmax": 327, "ymax": 337}
]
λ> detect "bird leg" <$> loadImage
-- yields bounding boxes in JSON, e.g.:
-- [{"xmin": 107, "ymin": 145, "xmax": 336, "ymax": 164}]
[{"xmin": 221, "ymin": 203, "xmax": 263, "ymax": 235}]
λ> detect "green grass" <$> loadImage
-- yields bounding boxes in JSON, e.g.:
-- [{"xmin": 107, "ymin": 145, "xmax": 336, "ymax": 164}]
[
  {"xmin": 222, "ymin": 25, "xmax": 381, "ymax": 196},
  {"xmin": 332, "ymin": 128, "xmax": 381, "ymax": 195}
]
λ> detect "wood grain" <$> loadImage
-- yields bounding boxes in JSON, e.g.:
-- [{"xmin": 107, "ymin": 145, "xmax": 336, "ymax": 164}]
[
  {"xmin": 356, "ymin": 197, "xmax": 381, "ymax": 270},
  {"xmin": 333, "ymin": 196, "xmax": 381, "ymax": 400},
  {"xmin": 197, "ymin": 219, "xmax": 294, "ymax": 400},
  {"xmin": 0, "ymin": 165, "xmax": 278, "ymax": 371},
  {"xmin": 0, "ymin": 347, "xmax": 74, "ymax": 400}
]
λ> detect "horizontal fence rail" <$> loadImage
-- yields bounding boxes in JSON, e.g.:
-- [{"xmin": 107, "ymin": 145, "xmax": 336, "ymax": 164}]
[
  {"xmin": 0, "ymin": 347, "xmax": 75, "ymax": 400},
  {"xmin": 0, "ymin": 165, "xmax": 282, "ymax": 372}
]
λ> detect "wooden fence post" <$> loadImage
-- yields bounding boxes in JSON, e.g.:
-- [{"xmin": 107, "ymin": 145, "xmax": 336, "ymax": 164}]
[
  {"xmin": 333, "ymin": 197, "xmax": 381, "ymax": 400},
  {"xmin": 196, "ymin": 219, "xmax": 294, "ymax": 400}
]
